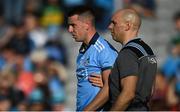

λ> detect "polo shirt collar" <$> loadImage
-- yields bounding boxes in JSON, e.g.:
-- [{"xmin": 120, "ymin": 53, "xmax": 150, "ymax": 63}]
[
  {"xmin": 122, "ymin": 37, "xmax": 141, "ymax": 48},
  {"xmin": 79, "ymin": 32, "xmax": 99, "ymax": 53}
]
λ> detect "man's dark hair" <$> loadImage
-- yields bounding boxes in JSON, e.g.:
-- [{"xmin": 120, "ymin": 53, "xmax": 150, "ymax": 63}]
[
  {"xmin": 68, "ymin": 6, "xmax": 95, "ymax": 25},
  {"xmin": 174, "ymin": 11, "xmax": 180, "ymax": 21}
]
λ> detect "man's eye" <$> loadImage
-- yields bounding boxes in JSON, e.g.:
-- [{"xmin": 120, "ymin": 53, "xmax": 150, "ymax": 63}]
[
  {"xmin": 69, "ymin": 24, "xmax": 74, "ymax": 26},
  {"xmin": 71, "ymin": 24, "xmax": 76, "ymax": 27}
]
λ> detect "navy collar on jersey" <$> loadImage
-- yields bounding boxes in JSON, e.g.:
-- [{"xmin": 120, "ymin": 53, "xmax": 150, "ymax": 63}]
[{"xmin": 79, "ymin": 32, "xmax": 99, "ymax": 53}]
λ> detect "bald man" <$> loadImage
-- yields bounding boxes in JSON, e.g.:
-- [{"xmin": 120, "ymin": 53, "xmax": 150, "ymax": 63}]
[{"xmin": 84, "ymin": 9, "xmax": 157, "ymax": 111}]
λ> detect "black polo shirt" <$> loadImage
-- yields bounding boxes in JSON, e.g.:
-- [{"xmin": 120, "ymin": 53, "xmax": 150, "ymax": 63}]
[{"xmin": 107, "ymin": 38, "xmax": 157, "ymax": 111}]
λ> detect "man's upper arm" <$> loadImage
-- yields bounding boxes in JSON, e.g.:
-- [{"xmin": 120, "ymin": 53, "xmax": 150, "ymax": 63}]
[
  {"xmin": 118, "ymin": 49, "xmax": 139, "ymax": 78},
  {"xmin": 102, "ymin": 69, "xmax": 111, "ymax": 84},
  {"xmin": 110, "ymin": 75, "xmax": 138, "ymax": 111},
  {"xmin": 121, "ymin": 75, "xmax": 138, "ymax": 95}
]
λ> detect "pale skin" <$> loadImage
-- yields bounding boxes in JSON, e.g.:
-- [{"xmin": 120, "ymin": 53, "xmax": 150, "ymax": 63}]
[
  {"xmin": 88, "ymin": 74, "xmax": 103, "ymax": 88},
  {"xmin": 68, "ymin": 13, "xmax": 111, "ymax": 108},
  {"xmin": 84, "ymin": 9, "xmax": 141, "ymax": 111}
]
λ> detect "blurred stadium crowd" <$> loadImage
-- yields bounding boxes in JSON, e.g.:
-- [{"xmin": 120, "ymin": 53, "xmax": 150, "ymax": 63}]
[{"xmin": 0, "ymin": 0, "xmax": 179, "ymax": 111}]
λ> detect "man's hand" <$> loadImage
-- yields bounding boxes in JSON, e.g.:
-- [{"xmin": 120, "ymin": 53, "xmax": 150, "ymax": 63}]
[{"xmin": 88, "ymin": 74, "xmax": 103, "ymax": 88}]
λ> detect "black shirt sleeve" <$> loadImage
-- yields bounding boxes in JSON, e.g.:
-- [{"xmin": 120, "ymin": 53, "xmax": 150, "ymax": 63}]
[{"xmin": 117, "ymin": 49, "xmax": 139, "ymax": 78}]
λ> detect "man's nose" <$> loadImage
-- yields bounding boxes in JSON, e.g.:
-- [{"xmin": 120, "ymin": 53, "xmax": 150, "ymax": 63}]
[
  {"xmin": 68, "ymin": 26, "xmax": 73, "ymax": 33},
  {"xmin": 108, "ymin": 23, "xmax": 112, "ymax": 30}
]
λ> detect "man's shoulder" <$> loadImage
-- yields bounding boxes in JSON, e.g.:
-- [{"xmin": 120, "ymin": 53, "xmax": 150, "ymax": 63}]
[
  {"xmin": 96, "ymin": 36, "xmax": 118, "ymax": 52},
  {"xmin": 118, "ymin": 48, "xmax": 138, "ymax": 61},
  {"xmin": 121, "ymin": 39, "xmax": 155, "ymax": 59}
]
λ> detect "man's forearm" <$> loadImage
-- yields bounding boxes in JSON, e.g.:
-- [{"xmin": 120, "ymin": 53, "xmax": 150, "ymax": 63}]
[
  {"xmin": 83, "ymin": 84, "xmax": 109, "ymax": 110},
  {"xmin": 110, "ymin": 91, "xmax": 135, "ymax": 110}
]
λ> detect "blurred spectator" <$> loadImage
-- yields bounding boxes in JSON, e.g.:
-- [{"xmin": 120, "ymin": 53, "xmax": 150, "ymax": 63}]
[
  {"xmin": 0, "ymin": 96, "xmax": 11, "ymax": 111},
  {"xmin": 0, "ymin": 44, "xmax": 16, "ymax": 71},
  {"xmin": 16, "ymin": 71, "xmax": 35, "ymax": 96},
  {"xmin": 0, "ymin": 70, "xmax": 26, "ymax": 111},
  {"xmin": 40, "ymin": 0, "xmax": 64, "ymax": 39},
  {"xmin": 161, "ymin": 11, "xmax": 180, "ymax": 80},
  {"xmin": 170, "ymin": 11, "xmax": 180, "ymax": 57},
  {"xmin": 0, "ymin": 71, "xmax": 13, "ymax": 111},
  {"xmin": 0, "ymin": 23, "xmax": 35, "ymax": 72},
  {"xmin": 47, "ymin": 62, "xmax": 67, "ymax": 111},
  {"xmin": 30, "ymin": 49, "xmax": 48, "ymax": 72},
  {"xmin": 62, "ymin": 0, "xmax": 86, "ymax": 16},
  {"xmin": 161, "ymin": 44, "xmax": 179, "ymax": 80},
  {"xmin": 174, "ymin": 11, "xmax": 180, "ymax": 32},
  {"xmin": 91, "ymin": 0, "xmax": 114, "ymax": 31},
  {"xmin": 31, "ymin": 70, "xmax": 51, "ymax": 110},
  {"xmin": 28, "ymin": 88, "xmax": 47, "ymax": 111},
  {"xmin": 25, "ymin": 0, "xmax": 44, "ymax": 15},
  {"xmin": 50, "ymin": 89, "xmax": 66, "ymax": 111},
  {"xmin": 2, "ymin": 0, "xmax": 26, "ymax": 24},
  {"xmin": 159, "ymin": 11, "xmax": 180, "ymax": 111},
  {"xmin": 150, "ymin": 72, "xmax": 169, "ymax": 110},
  {"xmin": 170, "ymin": 11, "xmax": 180, "ymax": 56},
  {"xmin": 0, "ymin": 14, "xmax": 15, "ymax": 49},
  {"xmin": 124, "ymin": 0, "xmax": 157, "ymax": 18},
  {"xmin": 47, "ymin": 62, "xmax": 67, "ymax": 84},
  {"xmin": 7, "ymin": 23, "xmax": 35, "ymax": 55},
  {"xmin": 45, "ymin": 40, "xmax": 68, "ymax": 66},
  {"xmin": 161, "ymin": 29, "xmax": 180, "ymax": 110},
  {"xmin": 24, "ymin": 13, "xmax": 48, "ymax": 48},
  {"xmin": 29, "ymin": 48, "xmax": 67, "ymax": 111},
  {"xmin": 0, "ymin": 43, "xmax": 33, "ymax": 73},
  {"xmin": 63, "ymin": 0, "xmax": 85, "ymax": 8}
]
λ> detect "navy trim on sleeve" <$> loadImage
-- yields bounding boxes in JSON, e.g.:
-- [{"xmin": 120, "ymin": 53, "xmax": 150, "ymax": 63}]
[{"xmin": 101, "ymin": 66, "xmax": 112, "ymax": 71}]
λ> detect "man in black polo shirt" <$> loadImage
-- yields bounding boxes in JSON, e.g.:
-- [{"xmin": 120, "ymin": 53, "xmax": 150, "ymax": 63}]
[
  {"xmin": 84, "ymin": 8, "xmax": 157, "ymax": 111},
  {"xmin": 107, "ymin": 9, "xmax": 157, "ymax": 111}
]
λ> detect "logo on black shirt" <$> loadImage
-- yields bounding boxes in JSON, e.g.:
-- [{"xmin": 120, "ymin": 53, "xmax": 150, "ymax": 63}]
[{"xmin": 148, "ymin": 57, "xmax": 157, "ymax": 64}]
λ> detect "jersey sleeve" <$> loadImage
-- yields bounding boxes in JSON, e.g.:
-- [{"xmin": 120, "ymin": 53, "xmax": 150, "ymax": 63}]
[
  {"xmin": 98, "ymin": 48, "xmax": 117, "ymax": 71},
  {"xmin": 117, "ymin": 49, "xmax": 139, "ymax": 78}
]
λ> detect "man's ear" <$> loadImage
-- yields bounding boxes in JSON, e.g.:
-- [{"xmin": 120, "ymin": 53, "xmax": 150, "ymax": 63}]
[
  {"xmin": 84, "ymin": 21, "xmax": 90, "ymax": 31},
  {"xmin": 124, "ymin": 21, "xmax": 131, "ymax": 31},
  {"xmin": 86, "ymin": 23, "xmax": 89, "ymax": 31}
]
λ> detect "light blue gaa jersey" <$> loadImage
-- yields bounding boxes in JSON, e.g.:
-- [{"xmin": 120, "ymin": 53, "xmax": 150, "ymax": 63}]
[{"xmin": 76, "ymin": 33, "xmax": 118, "ymax": 110}]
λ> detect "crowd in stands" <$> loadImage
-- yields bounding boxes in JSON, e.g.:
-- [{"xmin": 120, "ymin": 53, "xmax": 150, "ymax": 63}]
[
  {"xmin": 150, "ymin": 11, "xmax": 180, "ymax": 111},
  {"xmin": 0, "ymin": 0, "xmax": 70, "ymax": 110}
]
